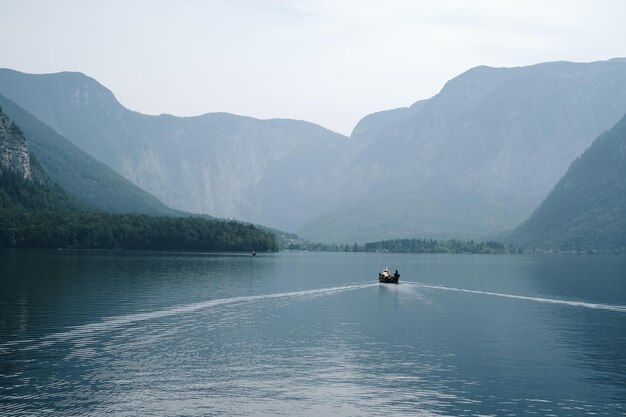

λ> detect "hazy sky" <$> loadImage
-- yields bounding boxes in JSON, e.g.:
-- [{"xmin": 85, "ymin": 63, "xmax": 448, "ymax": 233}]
[{"xmin": 2, "ymin": 0, "xmax": 625, "ymax": 135}]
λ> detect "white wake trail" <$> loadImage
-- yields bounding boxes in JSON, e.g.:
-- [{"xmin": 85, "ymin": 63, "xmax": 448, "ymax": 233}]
[
  {"xmin": 403, "ymin": 281, "xmax": 626, "ymax": 313},
  {"xmin": 10, "ymin": 282, "xmax": 376, "ymax": 351}
]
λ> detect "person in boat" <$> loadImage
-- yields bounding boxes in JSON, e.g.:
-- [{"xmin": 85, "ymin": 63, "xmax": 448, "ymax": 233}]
[
  {"xmin": 382, "ymin": 267, "xmax": 390, "ymax": 278},
  {"xmin": 394, "ymin": 270, "xmax": 400, "ymax": 279}
]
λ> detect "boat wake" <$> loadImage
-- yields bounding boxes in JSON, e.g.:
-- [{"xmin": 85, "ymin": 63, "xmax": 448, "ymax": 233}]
[
  {"xmin": 3, "ymin": 283, "xmax": 377, "ymax": 352},
  {"xmin": 403, "ymin": 281, "xmax": 626, "ymax": 313}
]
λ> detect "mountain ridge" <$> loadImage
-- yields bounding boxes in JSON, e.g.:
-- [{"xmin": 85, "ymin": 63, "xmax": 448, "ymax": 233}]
[
  {"xmin": 3, "ymin": 58, "xmax": 626, "ymax": 243},
  {"xmin": 507, "ymin": 113, "xmax": 626, "ymax": 250},
  {"xmin": 0, "ymin": 93, "xmax": 176, "ymax": 215},
  {"xmin": 0, "ymin": 68, "xmax": 349, "ymax": 231},
  {"xmin": 0, "ymin": 107, "xmax": 277, "ymax": 251},
  {"xmin": 300, "ymin": 57, "xmax": 626, "ymax": 242}
]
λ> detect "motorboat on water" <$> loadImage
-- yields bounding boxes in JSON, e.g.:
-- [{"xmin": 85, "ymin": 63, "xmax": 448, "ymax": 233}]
[{"xmin": 378, "ymin": 266, "xmax": 400, "ymax": 284}]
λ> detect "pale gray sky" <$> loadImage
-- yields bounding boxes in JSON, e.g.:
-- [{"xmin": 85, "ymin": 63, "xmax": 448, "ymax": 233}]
[{"xmin": 1, "ymin": 0, "xmax": 625, "ymax": 135}]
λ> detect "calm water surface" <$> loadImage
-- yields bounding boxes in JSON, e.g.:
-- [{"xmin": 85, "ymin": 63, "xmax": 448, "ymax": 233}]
[{"xmin": 1, "ymin": 250, "xmax": 625, "ymax": 416}]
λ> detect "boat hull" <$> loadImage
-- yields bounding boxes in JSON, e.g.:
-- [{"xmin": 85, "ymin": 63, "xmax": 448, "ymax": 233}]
[{"xmin": 378, "ymin": 274, "xmax": 399, "ymax": 284}]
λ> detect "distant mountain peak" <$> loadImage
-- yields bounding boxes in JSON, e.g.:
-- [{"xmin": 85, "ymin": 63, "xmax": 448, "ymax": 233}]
[
  {"xmin": 0, "ymin": 93, "xmax": 176, "ymax": 215},
  {"xmin": 3, "ymin": 58, "xmax": 626, "ymax": 242},
  {"xmin": 300, "ymin": 57, "xmax": 626, "ymax": 242},
  {"xmin": 0, "ymin": 68, "xmax": 122, "ymax": 113}
]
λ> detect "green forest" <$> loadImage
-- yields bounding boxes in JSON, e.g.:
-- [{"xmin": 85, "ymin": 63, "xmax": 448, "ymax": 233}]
[
  {"xmin": 0, "ymin": 95, "xmax": 176, "ymax": 216},
  {"xmin": 508, "ymin": 114, "xmax": 626, "ymax": 252},
  {"xmin": 0, "ymin": 167, "xmax": 277, "ymax": 251},
  {"xmin": 286, "ymin": 238, "xmax": 515, "ymax": 254}
]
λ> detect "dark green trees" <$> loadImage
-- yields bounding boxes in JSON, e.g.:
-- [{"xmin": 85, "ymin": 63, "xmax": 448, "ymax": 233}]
[
  {"xmin": 0, "ymin": 107, "xmax": 277, "ymax": 252},
  {"xmin": 509, "ymin": 113, "xmax": 626, "ymax": 251}
]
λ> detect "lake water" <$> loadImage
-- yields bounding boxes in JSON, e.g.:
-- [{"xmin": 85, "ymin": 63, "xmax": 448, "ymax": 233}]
[{"xmin": 1, "ymin": 250, "xmax": 625, "ymax": 416}]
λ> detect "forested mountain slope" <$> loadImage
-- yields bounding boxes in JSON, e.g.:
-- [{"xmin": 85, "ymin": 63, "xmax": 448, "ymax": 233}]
[
  {"xmin": 0, "ymin": 108, "xmax": 276, "ymax": 251},
  {"xmin": 300, "ymin": 58, "xmax": 626, "ymax": 242},
  {"xmin": 0, "ymin": 93, "xmax": 175, "ymax": 215},
  {"xmin": 508, "ymin": 114, "xmax": 626, "ymax": 251},
  {"xmin": 0, "ymin": 69, "xmax": 348, "ymax": 231},
  {"xmin": 3, "ymin": 59, "xmax": 626, "ymax": 243}
]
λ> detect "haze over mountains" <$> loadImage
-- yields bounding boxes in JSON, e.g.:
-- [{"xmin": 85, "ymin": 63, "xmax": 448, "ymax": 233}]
[
  {"xmin": 0, "ymin": 69, "xmax": 348, "ymax": 232},
  {"xmin": 301, "ymin": 59, "xmax": 626, "ymax": 242},
  {"xmin": 2, "ymin": 58, "xmax": 626, "ymax": 244},
  {"xmin": 0, "ymin": 106, "xmax": 276, "ymax": 251},
  {"xmin": 509, "ymin": 114, "xmax": 626, "ymax": 250},
  {"xmin": 0, "ymin": 93, "xmax": 175, "ymax": 215}
]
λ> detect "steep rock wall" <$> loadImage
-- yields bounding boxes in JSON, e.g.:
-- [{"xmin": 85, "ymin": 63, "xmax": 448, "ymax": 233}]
[{"xmin": 0, "ymin": 108, "xmax": 31, "ymax": 180}]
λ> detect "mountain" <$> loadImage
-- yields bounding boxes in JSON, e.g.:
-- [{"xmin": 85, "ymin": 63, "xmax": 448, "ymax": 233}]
[
  {"xmin": 0, "ymin": 108, "xmax": 276, "ymax": 251},
  {"xmin": 507, "ymin": 114, "xmax": 626, "ymax": 251},
  {"xmin": 0, "ymin": 107, "xmax": 85, "ymax": 218},
  {"xmin": 3, "ymin": 59, "xmax": 626, "ymax": 243},
  {"xmin": 299, "ymin": 58, "xmax": 626, "ymax": 242},
  {"xmin": 0, "ymin": 69, "xmax": 349, "ymax": 232},
  {"xmin": 0, "ymin": 106, "xmax": 31, "ymax": 180},
  {"xmin": 0, "ymin": 93, "xmax": 175, "ymax": 215}
]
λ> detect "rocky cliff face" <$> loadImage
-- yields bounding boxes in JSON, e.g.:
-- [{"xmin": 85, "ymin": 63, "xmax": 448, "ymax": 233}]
[
  {"xmin": 0, "ymin": 70, "xmax": 348, "ymax": 231},
  {"xmin": 0, "ymin": 94, "xmax": 177, "ymax": 215},
  {"xmin": 299, "ymin": 58, "xmax": 626, "ymax": 242},
  {"xmin": 0, "ymin": 108, "xmax": 31, "ymax": 180},
  {"xmin": 3, "ymin": 59, "xmax": 626, "ymax": 242}
]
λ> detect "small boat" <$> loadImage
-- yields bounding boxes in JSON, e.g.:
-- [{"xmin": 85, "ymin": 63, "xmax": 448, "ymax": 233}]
[{"xmin": 378, "ymin": 266, "xmax": 400, "ymax": 284}]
